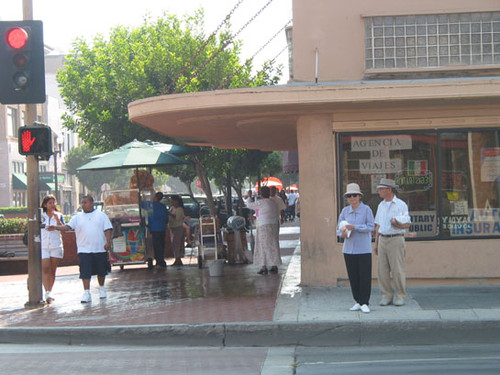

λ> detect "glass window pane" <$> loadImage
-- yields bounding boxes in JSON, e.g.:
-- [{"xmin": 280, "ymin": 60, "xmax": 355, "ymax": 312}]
[
  {"xmin": 340, "ymin": 133, "xmax": 438, "ymax": 239},
  {"xmin": 340, "ymin": 130, "xmax": 500, "ymax": 240},
  {"xmin": 440, "ymin": 131, "xmax": 500, "ymax": 238},
  {"xmin": 365, "ymin": 11, "xmax": 500, "ymax": 71}
]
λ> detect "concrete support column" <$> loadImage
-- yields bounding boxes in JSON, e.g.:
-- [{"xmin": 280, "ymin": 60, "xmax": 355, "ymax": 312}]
[{"xmin": 297, "ymin": 115, "xmax": 341, "ymax": 286}]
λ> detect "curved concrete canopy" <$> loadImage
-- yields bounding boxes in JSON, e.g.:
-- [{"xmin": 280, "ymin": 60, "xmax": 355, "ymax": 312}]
[{"xmin": 128, "ymin": 78, "xmax": 500, "ymax": 151}]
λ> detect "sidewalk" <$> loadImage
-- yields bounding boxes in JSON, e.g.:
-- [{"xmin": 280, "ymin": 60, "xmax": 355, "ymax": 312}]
[{"xmin": 1, "ymin": 222, "xmax": 500, "ymax": 348}]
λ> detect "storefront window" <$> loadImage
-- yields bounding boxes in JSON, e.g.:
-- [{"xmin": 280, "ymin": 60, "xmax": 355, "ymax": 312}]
[
  {"xmin": 338, "ymin": 129, "xmax": 500, "ymax": 239},
  {"xmin": 440, "ymin": 131, "xmax": 500, "ymax": 238}
]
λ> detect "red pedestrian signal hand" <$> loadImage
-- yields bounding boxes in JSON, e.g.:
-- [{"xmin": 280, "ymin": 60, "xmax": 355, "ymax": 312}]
[{"xmin": 21, "ymin": 130, "xmax": 36, "ymax": 152}]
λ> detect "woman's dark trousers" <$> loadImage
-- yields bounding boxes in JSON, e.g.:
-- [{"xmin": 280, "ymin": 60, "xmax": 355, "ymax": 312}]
[{"xmin": 344, "ymin": 253, "xmax": 372, "ymax": 305}]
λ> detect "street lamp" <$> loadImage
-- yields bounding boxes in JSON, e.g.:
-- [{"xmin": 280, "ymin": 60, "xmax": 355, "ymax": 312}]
[{"xmin": 53, "ymin": 135, "xmax": 63, "ymax": 204}]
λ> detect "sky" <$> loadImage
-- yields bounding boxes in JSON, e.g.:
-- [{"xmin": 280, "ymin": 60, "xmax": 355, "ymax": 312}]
[{"xmin": 0, "ymin": 0, "xmax": 292, "ymax": 82}]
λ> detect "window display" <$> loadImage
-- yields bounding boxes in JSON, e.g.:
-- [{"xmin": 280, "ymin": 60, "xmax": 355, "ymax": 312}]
[{"xmin": 339, "ymin": 129, "xmax": 500, "ymax": 239}]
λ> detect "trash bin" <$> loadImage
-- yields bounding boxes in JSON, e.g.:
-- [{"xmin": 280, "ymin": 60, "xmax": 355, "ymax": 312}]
[{"xmin": 208, "ymin": 259, "xmax": 225, "ymax": 277}]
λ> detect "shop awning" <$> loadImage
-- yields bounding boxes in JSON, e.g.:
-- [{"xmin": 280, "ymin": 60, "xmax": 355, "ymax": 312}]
[
  {"xmin": 12, "ymin": 174, "xmax": 57, "ymax": 191},
  {"xmin": 12, "ymin": 173, "xmax": 27, "ymax": 190},
  {"xmin": 41, "ymin": 182, "xmax": 55, "ymax": 191}
]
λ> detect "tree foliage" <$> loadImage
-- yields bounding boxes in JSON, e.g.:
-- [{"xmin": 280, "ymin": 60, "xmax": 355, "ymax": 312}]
[
  {"xmin": 57, "ymin": 10, "xmax": 283, "ymax": 213},
  {"xmin": 64, "ymin": 144, "xmax": 126, "ymax": 194}
]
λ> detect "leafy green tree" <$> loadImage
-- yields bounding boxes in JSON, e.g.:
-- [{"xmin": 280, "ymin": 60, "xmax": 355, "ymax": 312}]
[
  {"xmin": 202, "ymin": 149, "xmax": 282, "ymax": 213},
  {"xmin": 64, "ymin": 145, "xmax": 127, "ymax": 195},
  {"xmin": 57, "ymin": 10, "xmax": 282, "ymax": 214}
]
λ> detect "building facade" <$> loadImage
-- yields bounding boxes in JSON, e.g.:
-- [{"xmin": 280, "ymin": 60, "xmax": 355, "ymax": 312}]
[{"xmin": 129, "ymin": 0, "xmax": 500, "ymax": 285}]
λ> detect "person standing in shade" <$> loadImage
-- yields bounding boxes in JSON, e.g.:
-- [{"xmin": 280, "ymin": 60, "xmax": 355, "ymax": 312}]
[
  {"xmin": 40, "ymin": 195, "xmax": 65, "ymax": 304},
  {"xmin": 49, "ymin": 195, "xmax": 112, "ymax": 303},
  {"xmin": 337, "ymin": 183, "xmax": 374, "ymax": 313},
  {"xmin": 374, "ymin": 178, "xmax": 411, "ymax": 307},
  {"xmin": 245, "ymin": 187, "xmax": 281, "ymax": 274},
  {"xmin": 269, "ymin": 186, "xmax": 286, "ymax": 272},
  {"xmin": 270, "ymin": 186, "xmax": 286, "ymax": 224},
  {"xmin": 286, "ymin": 189, "xmax": 298, "ymax": 221},
  {"xmin": 144, "ymin": 192, "xmax": 169, "ymax": 268},
  {"xmin": 168, "ymin": 195, "xmax": 185, "ymax": 266}
]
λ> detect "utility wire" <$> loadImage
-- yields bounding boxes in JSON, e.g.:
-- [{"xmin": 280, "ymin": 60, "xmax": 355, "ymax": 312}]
[
  {"xmin": 173, "ymin": 0, "xmax": 275, "ymax": 94},
  {"xmin": 250, "ymin": 44, "xmax": 288, "ymax": 82},
  {"xmin": 165, "ymin": 0, "xmax": 245, "ymax": 94},
  {"xmin": 217, "ymin": 19, "xmax": 291, "ymax": 90}
]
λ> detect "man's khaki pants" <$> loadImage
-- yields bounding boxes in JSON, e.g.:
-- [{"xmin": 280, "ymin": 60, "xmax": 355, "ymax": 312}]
[{"xmin": 378, "ymin": 236, "xmax": 407, "ymax": 301}]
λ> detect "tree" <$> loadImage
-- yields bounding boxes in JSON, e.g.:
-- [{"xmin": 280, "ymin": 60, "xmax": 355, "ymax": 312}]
[
  {"xmin": 64, "ymin": 144, "xmax": 126, "ymax": 195},
  {"xmin": 165, "ymin": 162, "xmax": 199, "ymax": 196},
  {"xmin": 202, "ymin": 149, "xmax": 283, "ymax": 213},
  {"xmin": 57, "ymin": 10, "xmax": 282, "ymax": 214}
]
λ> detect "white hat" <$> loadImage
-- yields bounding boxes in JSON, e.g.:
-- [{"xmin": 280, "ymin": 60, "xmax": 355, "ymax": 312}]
[
  {"xmin": 344, "ymin": 183, "xmax": 363, "ymax": 197},
  {"xmin": 377, "ymin": 178, "xmax": 398, "ymax": 189}
]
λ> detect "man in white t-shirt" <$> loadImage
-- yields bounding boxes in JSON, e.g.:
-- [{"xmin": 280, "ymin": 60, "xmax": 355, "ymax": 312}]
[{"xmin": 50, "ymin": 195, "xmax": 112, "ymax": 303}]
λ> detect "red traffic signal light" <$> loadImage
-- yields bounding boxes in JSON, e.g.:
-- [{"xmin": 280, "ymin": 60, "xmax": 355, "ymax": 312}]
[
  {"xmin": 6, "ymin": 27, "xmax": 28, "ymax": 49},
  {"xmin": 18, "ymin": 124, "xmax": 53, "ymax": 157},
  {"xmin": 0, "ymin": 20, "xmax": 46, "ymax": 104}
]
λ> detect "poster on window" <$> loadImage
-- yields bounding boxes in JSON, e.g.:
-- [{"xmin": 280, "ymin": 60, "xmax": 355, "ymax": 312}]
[
  {"xmin": 353, "ymin": 135, "xmax": 411, "ymax": 175},
  {"xmin": 480, "ymin": 148, "xmax": 500, "ymax": 182},
  {"xmin": 409, "ymin": 211, "xmax": 437, "ymax": 236},
  {"xmin": 450, "ymin": 208, "xmax": 500, "ymax": 237},
  {"xmin": 351, "ymin": 135, "xmax": 412, "ymax": 152}
]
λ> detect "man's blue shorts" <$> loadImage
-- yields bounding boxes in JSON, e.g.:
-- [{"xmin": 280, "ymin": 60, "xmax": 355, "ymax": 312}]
[{"xmin": 78, "ymin": 252, "xmax": 109, "ymax": 279}]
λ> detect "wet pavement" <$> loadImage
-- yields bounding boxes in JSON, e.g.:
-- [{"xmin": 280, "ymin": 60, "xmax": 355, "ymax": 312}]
[{"xmin": 0, "ymin": 223, "xmax": 300, "ymax": 328}]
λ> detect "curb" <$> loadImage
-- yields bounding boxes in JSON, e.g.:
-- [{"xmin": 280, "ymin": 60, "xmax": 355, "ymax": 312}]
[{"xmin": 2, "ymin": 320, "xmax": 500, "ymax": 347}]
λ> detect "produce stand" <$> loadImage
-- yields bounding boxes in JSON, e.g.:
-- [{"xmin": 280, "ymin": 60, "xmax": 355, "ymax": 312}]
[{"xmin": 105, "ymin": 188, "xmax": 154, "ymax": 269}]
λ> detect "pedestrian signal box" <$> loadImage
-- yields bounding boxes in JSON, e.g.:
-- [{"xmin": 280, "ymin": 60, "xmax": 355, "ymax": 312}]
[{"xmin": 18, "ymin": 124, "xmax": 53, "ymax": 157}]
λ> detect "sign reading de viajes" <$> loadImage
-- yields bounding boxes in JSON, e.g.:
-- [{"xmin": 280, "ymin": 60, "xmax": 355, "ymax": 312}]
[{"xmin": 352, "ymin": 135, "xmax": 412, "ymax": 175}]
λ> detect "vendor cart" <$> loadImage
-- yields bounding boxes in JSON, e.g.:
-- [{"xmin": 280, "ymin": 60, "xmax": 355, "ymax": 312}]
[
  {"xmin": 77, "ymin": 140, "xmax": 198, "ymax": 269},
  {"xmin": 105, "ymin": 188, "xmax": 154, "ymax": 269}
]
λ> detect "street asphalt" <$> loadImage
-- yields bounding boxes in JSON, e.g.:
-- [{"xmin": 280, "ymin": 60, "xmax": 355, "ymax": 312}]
[{"xmin": 1, "ymin": 223, "xmax": 500, "ymax": 350}]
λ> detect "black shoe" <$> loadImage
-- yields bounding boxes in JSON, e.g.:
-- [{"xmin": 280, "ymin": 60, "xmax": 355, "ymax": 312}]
[
  {"xmin": 269, "ymin": 266, "xmax": 278, "ymax": 274},
  {"xmin": 257, "ymin": 268, "xmax": 268, "ymax": 275}
]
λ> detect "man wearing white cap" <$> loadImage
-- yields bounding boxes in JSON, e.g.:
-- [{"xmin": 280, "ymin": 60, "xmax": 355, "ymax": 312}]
[{"xmin": 374, "ymin": 178, "xmax": 411, "ymax": 307}]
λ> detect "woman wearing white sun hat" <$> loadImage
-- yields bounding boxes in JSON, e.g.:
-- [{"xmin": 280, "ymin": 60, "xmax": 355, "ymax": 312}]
[{"xmin": 337, "ymin": 183, "xmax": 375, "ymax": 313}]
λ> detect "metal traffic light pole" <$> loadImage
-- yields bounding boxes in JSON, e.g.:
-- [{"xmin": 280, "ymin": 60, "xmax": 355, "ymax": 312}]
[{"xmin": 23, "ymin": 0, "xmax": 43, "ymax": 308}]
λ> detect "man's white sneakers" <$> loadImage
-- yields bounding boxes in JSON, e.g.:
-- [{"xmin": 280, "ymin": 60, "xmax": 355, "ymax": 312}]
[
  {"xmin": 99, "ymin": 286, "xmax": 107, "ymax": 299},
  {"xmin": 393, "ymin": 297, "xmax": 405, "ymax": 306},
  {"xmin": 81, "ymin": 290, "xmax": 91, "ymax": 303}
]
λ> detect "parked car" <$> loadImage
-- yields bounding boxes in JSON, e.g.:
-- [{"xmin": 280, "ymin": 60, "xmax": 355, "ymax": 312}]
[{"xmin": 162, "ymin": 194, "xmax": 208, "ymax": 219}]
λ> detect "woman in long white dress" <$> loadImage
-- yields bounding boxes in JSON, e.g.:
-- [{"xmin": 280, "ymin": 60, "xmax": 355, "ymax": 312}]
[{"xmin": 245, "ymin": 186, "xmax": 281, "ymax": 275}]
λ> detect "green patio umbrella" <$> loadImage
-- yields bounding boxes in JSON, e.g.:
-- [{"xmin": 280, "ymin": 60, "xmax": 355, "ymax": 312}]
[
  {"xmin": 78, "ymin": 139, "xmax": 193, "ymax": 171},
  {"xmin": 78, "ymin": 140, "xmax": 196, "ymax": 234}
]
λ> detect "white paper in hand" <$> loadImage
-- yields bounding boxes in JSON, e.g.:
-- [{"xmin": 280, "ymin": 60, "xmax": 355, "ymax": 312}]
[{"xmin": 339, "ymin": 220, "xmax": 352, "ymax": 238}]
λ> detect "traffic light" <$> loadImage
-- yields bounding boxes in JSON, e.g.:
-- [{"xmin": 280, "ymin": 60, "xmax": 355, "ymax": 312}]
[
  {"xmin": 0, "ymin": 20, "xmax": 45, "ymax": 104},
  {"xmin": 18, "ymin": 123, "xmax": 53, "ymax": 157}
]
